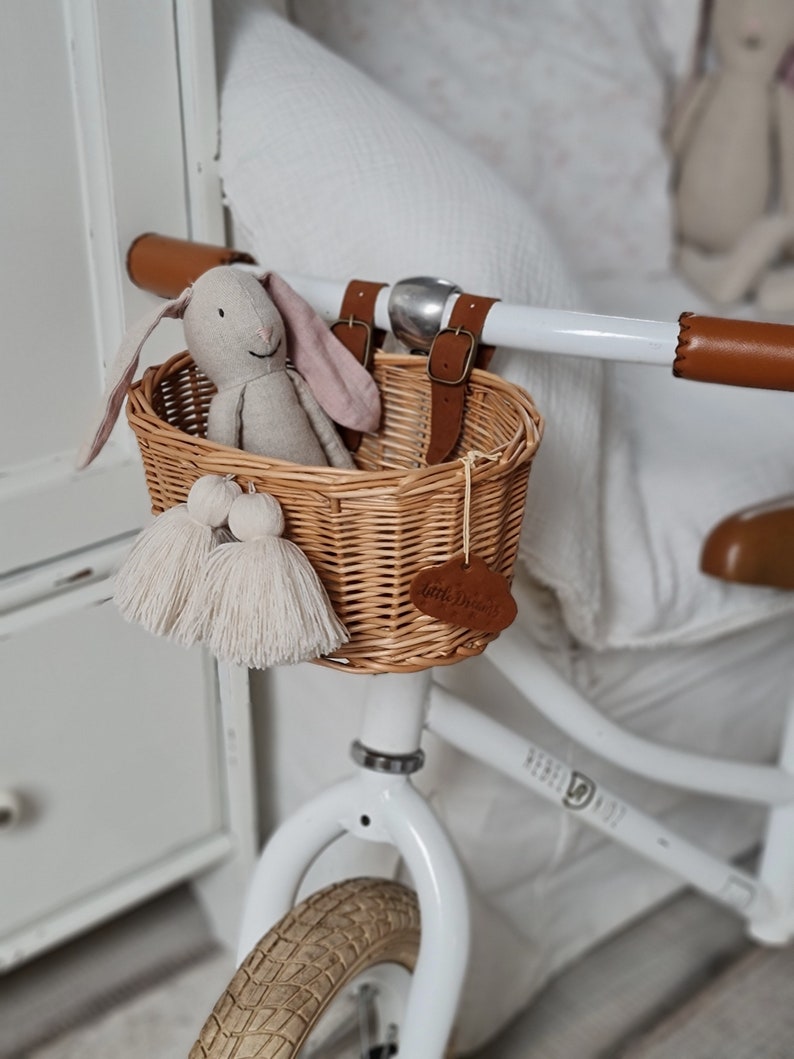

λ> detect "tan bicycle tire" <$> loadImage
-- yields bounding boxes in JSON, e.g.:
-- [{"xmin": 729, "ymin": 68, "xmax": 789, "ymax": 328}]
[{"xmin": 190, "ymin": 877, "xmax": 424, "ymax": 1057}]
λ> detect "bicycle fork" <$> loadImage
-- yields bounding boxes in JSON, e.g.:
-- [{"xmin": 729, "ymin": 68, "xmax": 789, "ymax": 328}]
[{"xmin": 237, "ymin": 670, "xmax": 469, "ymax": 1059}]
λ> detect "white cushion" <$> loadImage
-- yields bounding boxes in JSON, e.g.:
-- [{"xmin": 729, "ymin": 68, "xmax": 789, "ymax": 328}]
[
  {"xmin": 291, "ymin": 0, "xmax": 680, "ymax": 280},
  {"xmin": 215, "ymin": 0, "xmax": 607, "ymax": 644},
  {"xmin": 215, "ymin": 0, "xmax": 794, "ymax": 651},
  {"xmin": 587, "ymin": 275, "xmax": 794, "ymax": 647}
]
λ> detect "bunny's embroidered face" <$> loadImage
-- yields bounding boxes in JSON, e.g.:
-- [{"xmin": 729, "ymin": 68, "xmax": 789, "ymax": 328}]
[
  {"xmin": 77, "ymin": 265, "xmax": 381, "ymax": 471},
  {"xmin": 183, "ymin": 267, "xmax": 288, "ymax": 390},
  {"xmin": 712, "ymin": 0, "xmax": 794, "ymax": 78}
]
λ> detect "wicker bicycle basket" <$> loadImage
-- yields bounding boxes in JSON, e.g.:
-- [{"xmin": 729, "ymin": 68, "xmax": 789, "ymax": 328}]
[{"xmin": 125, "ymin": 350, "xmax": 543, "ymax": 674}]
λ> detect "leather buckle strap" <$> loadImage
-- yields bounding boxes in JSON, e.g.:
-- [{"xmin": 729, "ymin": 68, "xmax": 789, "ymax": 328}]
[
  {"xmin": 331, "ymin": 279, "xmax": 386, "ymax": 367},
  {"xmin": 331, "ymin": 316, "xmax": 376, "ymax": 371},
  {"xmin": 331, "ymin": 279, "xmax": 386, "ymax": 450},
  {"xmin": 425, "ymin": 293, "xmax": 499, "ymax": 465},
  {"xmin": 426, "ymin": 326, "xmax": 478, "ymax": 385}
]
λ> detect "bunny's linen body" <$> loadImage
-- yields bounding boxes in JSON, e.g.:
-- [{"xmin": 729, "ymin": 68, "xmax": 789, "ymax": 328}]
[{"xmin": 207, "ymin": 367, "xmax": 352, "ymax": 465}]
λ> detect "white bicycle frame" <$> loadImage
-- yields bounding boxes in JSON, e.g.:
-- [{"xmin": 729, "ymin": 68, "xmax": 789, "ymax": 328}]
[{"xmin": 232, "ymin": 279, "xmax": 794, "ymax": 1059}]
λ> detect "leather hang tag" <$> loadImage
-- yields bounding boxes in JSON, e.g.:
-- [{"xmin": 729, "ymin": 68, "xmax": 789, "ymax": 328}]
[{"xmin": 410, "ymin": 554, "xmax": 517, "ymax": 633}]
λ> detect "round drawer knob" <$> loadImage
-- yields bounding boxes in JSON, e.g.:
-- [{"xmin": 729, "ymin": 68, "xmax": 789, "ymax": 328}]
[{"xmin": 0, "ymin": 789, "xmax": 24, "ymax": 831}]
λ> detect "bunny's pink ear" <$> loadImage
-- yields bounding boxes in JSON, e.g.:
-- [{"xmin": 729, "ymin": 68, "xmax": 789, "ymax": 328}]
[
  {"xmin": 76, "ymin": 286, "xmax": 193, "ymax": 470},
  {"xmin": 260, "ymin": 272, "xmax": 381, "ymax": 433}
]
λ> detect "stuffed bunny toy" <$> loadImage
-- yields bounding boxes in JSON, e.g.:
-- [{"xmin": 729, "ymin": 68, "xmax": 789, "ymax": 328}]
[
  {"xmin": 78, "ymin": 267, "xmax": 380, "ymax": 469},
  {"xmin": 668, "ymin": 0, "xmax": 794, "ymax": 308}
]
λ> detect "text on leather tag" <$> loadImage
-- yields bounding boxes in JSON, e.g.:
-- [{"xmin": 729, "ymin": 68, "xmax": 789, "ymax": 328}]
[{"xmin": 410, "ymin": 554, "xmax": 517, "ymax": 632}]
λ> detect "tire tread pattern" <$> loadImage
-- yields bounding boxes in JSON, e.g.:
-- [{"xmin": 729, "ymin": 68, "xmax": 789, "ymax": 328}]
[{"xmin": 190, "ymin": 877, "xmax": 420, "ymax": 1058}]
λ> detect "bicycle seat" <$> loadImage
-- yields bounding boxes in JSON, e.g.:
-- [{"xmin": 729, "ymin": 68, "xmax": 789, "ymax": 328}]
[{"xmin": 701, "ymin": 495, "xmax": 794, "ymax": 590}]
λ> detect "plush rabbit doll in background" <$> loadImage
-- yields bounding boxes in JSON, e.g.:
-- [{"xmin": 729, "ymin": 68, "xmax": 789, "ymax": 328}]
[
  {"xmin": 78, "ymin": 266, "xmax": 381, "ymax": 469},
  {"xmin": 668, "ymin": 0, "xmax": 794, "ymax": 309}
]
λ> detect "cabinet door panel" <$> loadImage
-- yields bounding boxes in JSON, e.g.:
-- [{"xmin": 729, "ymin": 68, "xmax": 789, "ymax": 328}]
[
  {"xmin": 0, "ymin": 596, "xmax": 224, "ymax": 943},
  {"xmin": 0, "ymin": 2, "xmax": 98, "ymax": 467},
  {"xmin": 0, "ymin": 0, "xmax": 198, "ymax": 576}
]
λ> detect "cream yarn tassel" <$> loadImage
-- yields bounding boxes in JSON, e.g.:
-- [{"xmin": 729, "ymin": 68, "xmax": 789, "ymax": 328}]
[
  {"xmin": 198, "ymin": 488, "xmax": 348, "ymax": 668},
  {"xmin": 114, "ymin": 475, "xmax": 241, "ymax": 643}
]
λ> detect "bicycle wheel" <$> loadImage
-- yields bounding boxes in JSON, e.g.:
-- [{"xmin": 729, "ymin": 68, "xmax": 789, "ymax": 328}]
[{"xmin": 190, "ymin": 877, "xmax": 429, "ymax": 1058}]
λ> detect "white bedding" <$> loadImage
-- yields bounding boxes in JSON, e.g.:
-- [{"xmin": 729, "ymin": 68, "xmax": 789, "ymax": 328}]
[
  {"xmin": 213, "ymin": 1, "xmax": 794, "ymax": 1051},
  {"xmin": 590, "ymin": 274, "xmax": 794, "ymax": 647},
  {"xmin": 215, "ymin": 0, "xmax": 606, "ymax": 647},
  {"xmin": 257, "ymin": 595, "xmax": 794, "ymax": 1052},
  {"xmin": 216, "ymin": 0, "xmax": 794, "ymax": 652}
]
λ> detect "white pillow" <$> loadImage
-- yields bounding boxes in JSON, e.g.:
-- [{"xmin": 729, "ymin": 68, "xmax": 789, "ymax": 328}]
[
  {"xmin": 291, "ymin": 0, "xmax": 678, "ymax": 281},
  {"xmin": 215, "ymin": 0, "xmax": 607, "ymax": 645},
  {"xmin": 650, "ymin": 0, "xmax": 703, "ymax": 81},
  {"xmin": 215, "ymin": 0, "xmax": 794, "ymax": 651}
]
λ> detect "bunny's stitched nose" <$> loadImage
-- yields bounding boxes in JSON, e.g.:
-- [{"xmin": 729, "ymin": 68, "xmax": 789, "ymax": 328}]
[
  {"xmin": 742, "ymin": 16, "xmax": 763, "ymax": 47},
  {"xmin": 249, "ymin": 325, "xmax": 281, "ymax": 359}
]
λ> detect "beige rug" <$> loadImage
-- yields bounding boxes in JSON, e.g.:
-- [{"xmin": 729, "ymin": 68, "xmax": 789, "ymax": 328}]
[
  {"xmin": 469, "ymin": 885, "xmax": 748, "ymax": 1058},
  {"xmin": 0, "ymin": 886, "xmax": 220, "ymax": 1059},
  {"xmin": 25, "ymin": 951, "xmax": 234, "ymax": 1059},
  {"xmin": 621, "ymin": 943, "xmax": 794, "ymax": 1059}
]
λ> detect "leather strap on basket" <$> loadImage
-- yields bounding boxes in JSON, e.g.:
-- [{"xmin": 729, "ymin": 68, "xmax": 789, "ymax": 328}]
[
  {"xmin": 425, "ymin": 293, "xmax": 499, "ymax": 465},
  {"xmin": 331, "ymin": 279, "xmax": 386, "ymax": 450}
]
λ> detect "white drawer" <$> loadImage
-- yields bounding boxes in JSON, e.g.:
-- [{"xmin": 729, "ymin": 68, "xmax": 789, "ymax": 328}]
[{"xmin": 0, "ymin": 582, "xmax": 228, "ymax": 967}]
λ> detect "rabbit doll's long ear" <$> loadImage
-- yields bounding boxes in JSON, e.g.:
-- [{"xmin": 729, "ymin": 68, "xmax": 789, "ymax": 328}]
[
  {"xmin": 260, "ymin": 272, "xmax": 381, "ymax": 433},
  {"xmin": 76, "ymin": 287, "xmax": 193, "ymax": 469}
]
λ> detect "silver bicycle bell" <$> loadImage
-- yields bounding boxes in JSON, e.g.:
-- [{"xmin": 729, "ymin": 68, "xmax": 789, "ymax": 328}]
[{"xmin": 388, "ymin": 276, "xmax": 462, "ymax": 353}]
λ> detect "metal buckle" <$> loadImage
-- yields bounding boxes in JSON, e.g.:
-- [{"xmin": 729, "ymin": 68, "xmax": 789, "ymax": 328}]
[
  {"xmin": 331, "ymin": 316, "xmax": 375, "ymax": 371},
  {"xmin": 426, "ymin": 326, "xmax": 478, "ymax": 385}
]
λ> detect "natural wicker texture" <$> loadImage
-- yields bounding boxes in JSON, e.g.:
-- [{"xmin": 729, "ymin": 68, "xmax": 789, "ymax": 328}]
[{"xmin": 126, "ymin": 351, "xmax": 542, "ymax": 673}]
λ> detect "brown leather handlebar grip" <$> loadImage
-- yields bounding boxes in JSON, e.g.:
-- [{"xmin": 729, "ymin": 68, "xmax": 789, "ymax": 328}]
[
  {"xmin": 675, "ymin": 312, "xmax": 794, "ymax": 391},
  {"xmin": 126, "ymin": 233, "xmax": 257, "ymax": 299}
]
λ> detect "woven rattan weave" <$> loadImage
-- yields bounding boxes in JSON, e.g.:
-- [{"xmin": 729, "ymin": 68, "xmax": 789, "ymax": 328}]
[{"xmin": 126, "ymin": 351, "xmax": 542, "ymax": 673}]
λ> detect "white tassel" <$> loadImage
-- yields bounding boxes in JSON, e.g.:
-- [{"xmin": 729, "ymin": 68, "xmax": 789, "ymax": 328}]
[
  {"xmin": 114, "ymin": 475, "xmax": 241, "ymax": 643},
  {"xmin": 198, "ymin": 489, "xmax": 348, "ymax": 668}
]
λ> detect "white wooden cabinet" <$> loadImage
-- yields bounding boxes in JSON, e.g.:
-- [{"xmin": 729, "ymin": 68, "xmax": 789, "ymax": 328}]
[
  {"xmin": 0, "ymin": 0, "xmax": 255, "ymax": 969},
  {"xmin": 0, "ymin": 574, "xmax": 230, "ymax": 968}
]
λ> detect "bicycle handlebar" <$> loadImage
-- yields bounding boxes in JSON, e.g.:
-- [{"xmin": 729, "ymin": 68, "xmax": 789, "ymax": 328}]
[{"xmin": 126, "ymin": 234, "xmax": 794, "ymax": 391}]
